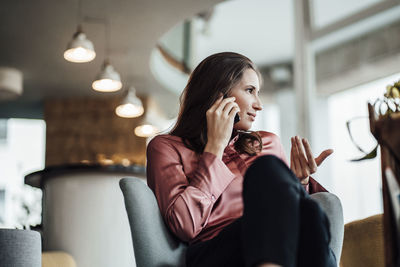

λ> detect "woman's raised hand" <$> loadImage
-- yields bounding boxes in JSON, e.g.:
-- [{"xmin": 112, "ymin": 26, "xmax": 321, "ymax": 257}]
[
  {"xmin": 290, "ymin": 136, "xmax": 333, "ymax": 185},
  {"xmin": 204, "ymin": 96, "xmax": 240, "ymax": 159}
]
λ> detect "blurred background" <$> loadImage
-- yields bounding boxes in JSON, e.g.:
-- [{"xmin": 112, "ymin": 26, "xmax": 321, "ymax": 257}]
[{"xmin": 0, "ymin": 0, "xmax": 399, "ymax": 258}]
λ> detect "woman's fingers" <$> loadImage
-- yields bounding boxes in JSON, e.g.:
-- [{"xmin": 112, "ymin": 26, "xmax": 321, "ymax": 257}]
[
  {"xmin": 302, "ymin": 138, "xmax": 317, "ymax": 174},
  {"xmin": 290, "ymin": 139, "xmax": 295, "ymax": 170},
  {"xmin": 315, "ymin": 149, "xmax": 334, "ymax": 166},
  {"xmin": 223, "ymin": 101, "xmax": 239, "ymax": 116},
  {"xmin": 295, "ymin": 136, "xmax": 310, "ymax": 178},
  {"xmin": 290, "ymin": 138, "xmax": 297, "ymax": 172},
  {"xmin": 290, "ymin": 136, "xmax": 333, "ymax": 182},
  {"xmin": 208, "ymin": 95, "xmax": 223, "ymax": 113},
  {"xmin": 215, "ymin": 97, "xmax": 235, "ymax": 114},
  {"xmin": 207, "ymin": 97, "xmax": 237, "ymax": 124},
  {"xmin": 291, "ymin": 137, "xmax": 302, "ymax": 177},
  {"xmin": 228, "ymin": 105, "xmax": 240, "ymax": 118}
]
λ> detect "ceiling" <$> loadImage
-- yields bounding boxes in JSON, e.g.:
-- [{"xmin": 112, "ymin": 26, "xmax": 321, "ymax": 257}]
[
  {"xmin": 1, "ymin": 0, "xmax": 399, "ymax": 119},
  {"xmin": 0, "ymin": 0, "xmax": 222, "ymax": 118},
  {"xmin": 154, "ymin": 0, "xmax": 399, "ymax": 96}
]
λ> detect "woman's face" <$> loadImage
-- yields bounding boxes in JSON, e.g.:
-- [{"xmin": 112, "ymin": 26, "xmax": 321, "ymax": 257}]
[{"xmin": 229, "ymin": 68, "xmax": 262, "ymax": 131}]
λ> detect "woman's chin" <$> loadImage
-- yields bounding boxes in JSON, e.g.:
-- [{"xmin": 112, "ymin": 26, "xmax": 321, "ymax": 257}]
[{"xmin": 234, "ymin": 121, "xmax": 252, "ymax": 131}]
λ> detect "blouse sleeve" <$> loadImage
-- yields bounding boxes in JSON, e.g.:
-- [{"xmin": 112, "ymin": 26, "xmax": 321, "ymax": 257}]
[
  {"xmin": 146, "ymin": 136, "xmax": 236, "ymax": 242},
  {"xmin": 309, "ymin": 177, "xmax": 328, "ymax": 193}
]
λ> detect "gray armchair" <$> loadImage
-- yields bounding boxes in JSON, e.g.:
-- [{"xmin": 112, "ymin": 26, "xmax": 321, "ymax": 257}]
[
  {"xmin": 120, "ymin": 177, "xmax": 187, "ymax": 267},
  {"xmin": 120, "ymin": 177, "xmax": 344, "ymax": 267},
  {"xmin": 0, "ymin": 229, "xmax": 41, "ymax": 267}
]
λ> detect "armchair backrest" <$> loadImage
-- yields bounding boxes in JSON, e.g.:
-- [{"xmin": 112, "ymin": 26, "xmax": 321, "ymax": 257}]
[
  {"xmin": 0, "ymin": 229, "xmax": 41, "ymax": 266},
  {"xmin": 119, "ymin": 177, "xmax": 187, "ymax": 267}
]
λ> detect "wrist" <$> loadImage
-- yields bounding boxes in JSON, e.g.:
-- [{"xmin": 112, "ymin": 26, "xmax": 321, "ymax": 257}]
[
  {"xmin": 204, "ymin": 142, "xmax": 224, "ymax": 159},
  {"xmin": 300, "ymin": 177, "xmax": 310, "ymax": 185}
]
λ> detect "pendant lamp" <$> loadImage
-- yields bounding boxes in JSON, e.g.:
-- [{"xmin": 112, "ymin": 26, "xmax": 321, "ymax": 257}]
[
  {"xmin": 134, "ymin": 100, "xmax": 170, "ymax": 138},
  {"xmin": 92, "ymin": 17, "xmax": 122, "ymax": 92},
  {"xmin": 115, "ymin": 87, "xmax": 144, "ymax": 118},
  {"xmin": 134, "ymin": 116, "xmax": 175, "ymax": 138},
  {"xmin": 134, "ymin": 123, "xmax": 159, "ymax": 138},
  {"xmin": 0, "ymin": 67, "xmax": 23, "ymax": 100},
  {"xmin": 64, "ymin": 25, "xmax": 96, "ymax": 63},
  {"xmin": 92, "ymin": 59, "xmax": 122, "ymax": 92}
]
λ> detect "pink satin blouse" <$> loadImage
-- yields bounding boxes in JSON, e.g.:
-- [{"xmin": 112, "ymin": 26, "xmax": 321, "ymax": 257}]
[{"xmin": 146, "ymin": 131, "xmax": 326, "ymax": 244}]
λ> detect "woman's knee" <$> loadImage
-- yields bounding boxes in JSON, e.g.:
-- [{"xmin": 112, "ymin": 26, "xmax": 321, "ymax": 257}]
[
  {"xmin": 244, "ymin": 155, "xmax": 296, "ymax": 187},
  {"xmin": 252, "ymin": 154, "xmax": 282, "ymax": 166}
]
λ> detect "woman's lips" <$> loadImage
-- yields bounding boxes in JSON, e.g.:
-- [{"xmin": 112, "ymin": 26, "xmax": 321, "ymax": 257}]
[{"xmin": 248, "ymin": 113, "xmax": 256, "ymax": 121}]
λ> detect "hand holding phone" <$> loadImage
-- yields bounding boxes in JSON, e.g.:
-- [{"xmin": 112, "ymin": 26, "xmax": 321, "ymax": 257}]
[
  {"xmin": 204, "ymin": 95, "xmax": 240, "ymax": 158},
  {"xmin": 224, "ymin": 94, "xmax": 240, "ymax": 124}
]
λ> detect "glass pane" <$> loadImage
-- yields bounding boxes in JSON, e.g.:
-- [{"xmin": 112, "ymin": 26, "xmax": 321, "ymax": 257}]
[
  {"xmin": 328, "ymin": 72, "xmax": 400, "ymax": 223},
  {"xmin": 250, "ymin": 102, "xmax": 281, "ymax": 137},
  {"xmin": 312, "ymin": 0, "xmax": 383, "ymax": 29},
  {"xmin": 159, "ymin": 22, "xmax": 185, "ymax": 62},
  {"xmin": 0, "ymin": 190, "xmax": 4, "ymax": 224},
  {"xmin": 0, "ymin": 120, "xmax": 6, "ymax": 143},
  {"xmin": 0, "ymin": 119, "xmax": 45, "ymax": 228}
]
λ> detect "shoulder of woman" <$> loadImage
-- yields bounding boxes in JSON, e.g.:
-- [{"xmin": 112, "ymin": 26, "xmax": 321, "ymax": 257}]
[
  {"xmin": 253, "ymin": 131, "xmax": 282, "ymax": 149},
  {"xmin": 147, "ymin": 134, "xmax": 185, "ymax": 151},
  {"xmin": 255, "ymin": 130, "xmax": 280, "ymax": 141}
]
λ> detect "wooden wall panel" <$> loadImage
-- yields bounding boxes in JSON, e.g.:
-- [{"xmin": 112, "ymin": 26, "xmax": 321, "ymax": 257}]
[{"xmin": 44, "ymin": 96, "xmax": 147, "ymax": 167}]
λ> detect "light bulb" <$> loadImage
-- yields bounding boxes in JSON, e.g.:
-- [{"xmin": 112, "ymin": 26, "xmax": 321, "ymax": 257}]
[
  {"xmin": 134, "ymin": 124, "xmax": 159, "ymax": 137},
  {"xmin": 64, "ymin": 47, "xmax": 96, "ymax": 63},
  {"xmin": 92, "ymin": 61, "xmax": 122, "ymax": 92},
  {"xmin": 115, "ymin": 103, "xmax": 144, "ymax": 118},
  {"xmin": 92, "ymin": 79, "xmax": 122, "ymax": 92}
]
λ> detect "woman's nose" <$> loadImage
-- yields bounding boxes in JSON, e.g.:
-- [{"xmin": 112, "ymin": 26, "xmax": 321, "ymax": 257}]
[{"xmin": 253, "ymin": 97, "xmax": 262, "ymax": 111}]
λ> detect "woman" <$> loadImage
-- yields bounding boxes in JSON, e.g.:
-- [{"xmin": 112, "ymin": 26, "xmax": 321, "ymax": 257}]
[{"xmin": 146, "ymin": 52, "xmax": 337, "ymax": 267}]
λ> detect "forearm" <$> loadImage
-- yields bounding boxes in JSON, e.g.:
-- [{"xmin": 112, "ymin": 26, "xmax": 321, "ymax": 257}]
[{"xmin": 204, "ymin": 142, "xmax": 225, "ymax": 159}]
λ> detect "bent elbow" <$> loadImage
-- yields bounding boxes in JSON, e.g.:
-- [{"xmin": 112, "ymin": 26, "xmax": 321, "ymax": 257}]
[
  {"xmin": 163, "ymin": 192, "xmax": 211, "ymax": 243},
  {"xmin": 165, "ymin": 210, "xmax": 199, "ymax": 242}
]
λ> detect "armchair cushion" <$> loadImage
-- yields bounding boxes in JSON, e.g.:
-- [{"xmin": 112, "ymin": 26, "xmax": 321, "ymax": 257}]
[
  {"xmin": 42, "ymin": 251, "xmax": 77, "ymax": 267},
  {"xmin": 340, "ymin": 214, "xmax": 384, "ymax": 267}
]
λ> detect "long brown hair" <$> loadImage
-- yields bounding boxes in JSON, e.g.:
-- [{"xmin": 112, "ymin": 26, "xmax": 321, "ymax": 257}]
[{"xmin": 170, "ymin": 52, "xmax": 263, "ymax": 155}]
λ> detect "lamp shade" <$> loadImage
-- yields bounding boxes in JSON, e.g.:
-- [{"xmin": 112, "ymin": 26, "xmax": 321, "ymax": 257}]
[
  {"xmin": 133, "ymin": 97, "xmax": 174, "ymax": 138},
  {"xmin": 92, "ymin": 61, "xmax": 122, "ymax": 92},
  {"xmin": 134, "ymin": 113, "xmax": 166, "ymax": 138},
  {"xmin": 134, "ymin": 124, "xmax": 159, "ymax": 137},
  {"xmin": 0, "ymin": 67, "xmax": 23, "ymax": 100},
  {"xmin": 64, "ymin": 27, "xmax": 96, "ymax": 63},
  {"xmin": 115, "ymin": 87, "xmax": 144, "ymax": 118}
]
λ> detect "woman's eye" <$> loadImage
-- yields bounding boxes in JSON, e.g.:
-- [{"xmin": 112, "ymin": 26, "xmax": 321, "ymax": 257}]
[{"xmin": 246, "ymin": 88, "xmax": 254, "ymax": 93}]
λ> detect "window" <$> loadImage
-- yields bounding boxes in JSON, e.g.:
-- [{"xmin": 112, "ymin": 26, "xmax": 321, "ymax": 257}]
[
  {"xmin": 0, "ymin": 120, "xmax": 6, "ymax": 144},
  {"xmin": 0, "ymin": 189, "xmax": 5, "ymax": 224},
  {"xmin": 0, "ymin": 119, "xmax": 45, "ymax": 228},
  {"xmin": 311, "ymin": 0, "xmax": 383, "ymax": 29},
  {"xmin": 328, "ymin": 72, "xmax": 400, "ymax": 223}
]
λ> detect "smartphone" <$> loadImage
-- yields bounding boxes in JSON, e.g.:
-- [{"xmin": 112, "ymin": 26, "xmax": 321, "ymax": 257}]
[{"xmin": 223, "ymin": 94, "xmax": 240, "ymax": 124}]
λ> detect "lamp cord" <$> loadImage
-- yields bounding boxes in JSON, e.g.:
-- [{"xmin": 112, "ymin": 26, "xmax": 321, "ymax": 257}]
[
  {"xmin": 105, "ymin": 18, "xmax": 110, "ymax": 60},
  {"xmin": 77, "ymin": 0, "xmax": 82, "ymax": 26}
]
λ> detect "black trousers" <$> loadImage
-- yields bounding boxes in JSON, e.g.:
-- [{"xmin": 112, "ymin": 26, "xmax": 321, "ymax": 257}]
[{"xmin": 186, "ymin": 155, "xmax": 336, "ymax": 267}]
